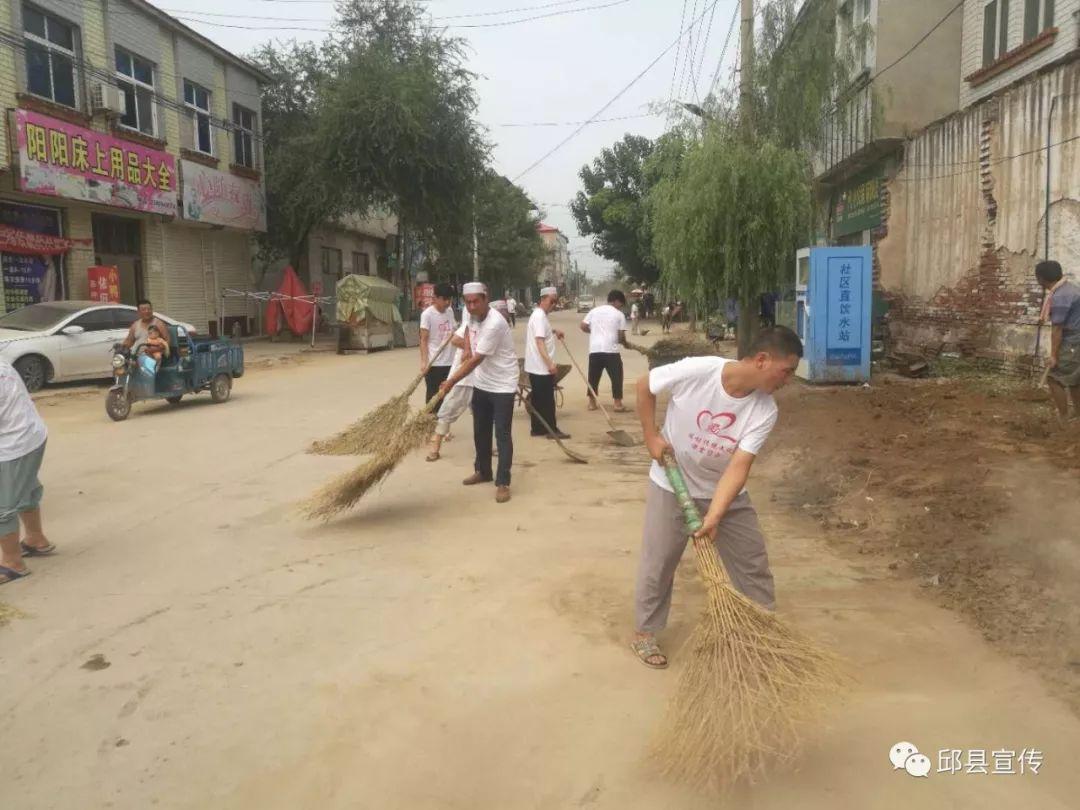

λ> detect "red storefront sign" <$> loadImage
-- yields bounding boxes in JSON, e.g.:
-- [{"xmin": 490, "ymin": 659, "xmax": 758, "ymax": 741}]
[
  {"xmin": 88, "ymin": 266, "xmax": 121, "ymax": 303},
  {"xmin": 0, "ymin": 223, "xmax": 88, "ymax": 256},
  {"xmin": 413, "ymin": 282, "xmax": 435, "ymax": 309}
]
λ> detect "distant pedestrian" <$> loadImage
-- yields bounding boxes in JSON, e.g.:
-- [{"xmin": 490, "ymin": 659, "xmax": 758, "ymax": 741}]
[
  {"xmin": 630, "ymin": 301, "xmax": 641, "ymax": 335},
  {"xmin": 581, "ymin": 289, "xmax": 630, "ymax": 412},
  {"xmin": 661, "ymin": 303, "xmax": 673, "ymax": 334},
  {"xmin": 525, "ymin": 287, "xmax": 569, "ymax": 439},
  {"xmin": 1036, "ymin": 260, "xmax": 1080, "ymax": 422},
  {"xmin": 1, "ymin": 359, "xmax": 54, "ymax": 585},
  {"xmin": 505, "ymin": 295, "xmax": 518, "ymax": 328},
  {"xmin": 419, "ymin": 283, "xmax": 457, "ymax": 412}
]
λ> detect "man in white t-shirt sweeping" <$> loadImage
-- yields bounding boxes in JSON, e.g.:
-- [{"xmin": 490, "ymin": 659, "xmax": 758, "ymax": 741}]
[
  {"xmin": 418, "ymin": 283, "xmax": 457, "ymax": 412},
  {"xmin": 630, "ymin": 326, "xmax": 803, "ymax": 669},
  {"xmin": 581, "ymin": 289, "xmax": 630, "ymax": 412},
  {"xmin": 440, "ymin": 282, "xmax": 520, "ymax": 503},
  {"xmin": 524, "ymin": 287, "xmax": 569, "ymax": 439}
]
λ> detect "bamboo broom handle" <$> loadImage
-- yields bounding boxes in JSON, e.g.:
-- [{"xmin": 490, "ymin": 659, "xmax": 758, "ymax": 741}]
[
  {"xmin": 558, "ymin": 337, "xmax": 621, "ymax": 432},
  {"xmin": 661, "ymin": 452, "xmax": 733, "ymax": 589}
]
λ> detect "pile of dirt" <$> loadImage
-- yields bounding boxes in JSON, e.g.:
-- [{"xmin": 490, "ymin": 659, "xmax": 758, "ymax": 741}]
[
  {"xmin": 772, "ymin": 375, "xmax": 1080, "ymax": 712},
  {"xmin": 640, "ymin": 335, "xmax": 718, "ymax": 369}
]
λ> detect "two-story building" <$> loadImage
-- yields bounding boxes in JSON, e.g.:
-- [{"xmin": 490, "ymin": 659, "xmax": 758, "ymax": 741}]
[
  {"xmin": 0, "ymin": 0, "xmax": 267, "ymax": 335},
  {"xmin": 878, "ymin": 0, "xmax": 1079, "ymax": 365},
  {"xmin": 810, "ymin": 0, "xmax": 964, "ymax": 248},
  {"xmin": 536, "ymin": 222, "xmax": 569, "ymax": 293}
]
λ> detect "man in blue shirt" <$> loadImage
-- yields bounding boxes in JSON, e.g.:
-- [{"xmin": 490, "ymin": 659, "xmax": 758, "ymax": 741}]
[{"xmin": 1036, "ymin": 260, "xmax": 1080, "ymax": 422}]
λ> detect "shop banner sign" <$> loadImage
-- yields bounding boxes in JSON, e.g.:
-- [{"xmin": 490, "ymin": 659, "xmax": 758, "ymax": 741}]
[
  {"xmin": 180, "ymin": 160, "xmax": 267, "ymax": 231},
  {"xmin": 832, "ymin": 168, "xmax": 882, "ymax": 238},
  {"xmin": 88, "ymin": 266, "xmax": 121, "ymax": 303},
  {"xmin": 0, "ymin": 203, "xmax": 63, "ymax": 312},
  {"xmin": 413, "ymin": 282, "xmax": 434, "ymax": 309},
  {"xmin": 12, "ymin": 109, "xmax": 177, "ymax": 216}
]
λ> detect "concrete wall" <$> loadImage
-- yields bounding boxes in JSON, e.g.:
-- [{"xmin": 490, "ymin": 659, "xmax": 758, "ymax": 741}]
[
  {"xmin": 305, "ymin": 225, "xmax": 388, "ymax": 299},
  {"xmin": 878, "ymin": 58, "xmax": 1080, "ymax": 365},
  {"xmin": 960, "ymin": 0, "xmax": 1080, "ymax": 108},
  {"xmin": 876, "ymin": 0, "xmax": 964, "ymax": 136}
]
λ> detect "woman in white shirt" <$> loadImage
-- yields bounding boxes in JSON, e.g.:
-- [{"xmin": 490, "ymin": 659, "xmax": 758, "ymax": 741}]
[{"xmin": 1, "ymin": 359, "xmax": 54, "ymax": 584}]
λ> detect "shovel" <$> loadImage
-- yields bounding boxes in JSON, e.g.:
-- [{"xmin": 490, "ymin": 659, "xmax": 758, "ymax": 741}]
[
  {"xmin": 558, "ymin": 337, "xmax": 638, "ymax": 448},
  {"xmin": 518, "ymin": 385, "xmax": 588, "ymax": 464}
]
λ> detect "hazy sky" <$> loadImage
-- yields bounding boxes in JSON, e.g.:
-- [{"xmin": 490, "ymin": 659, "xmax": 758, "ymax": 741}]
[{"xmin": 167, "ymin": 0, "xmax": 742, "ymax": 278}]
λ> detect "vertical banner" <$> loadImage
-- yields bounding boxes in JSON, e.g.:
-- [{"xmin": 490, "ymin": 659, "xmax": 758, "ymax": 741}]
[
  {"xmin": 88, "ymin": 266, "xmax": 121, "ymax": 303},
  {"xmin": 0, "ymin": 203, "xmax": 64, "ymax": 312}
]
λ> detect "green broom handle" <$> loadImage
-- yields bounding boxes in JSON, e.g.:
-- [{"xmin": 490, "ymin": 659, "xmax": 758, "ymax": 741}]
[{"xmin": 661, "ymin": 451, "xmax": 704, "ymax": 534}]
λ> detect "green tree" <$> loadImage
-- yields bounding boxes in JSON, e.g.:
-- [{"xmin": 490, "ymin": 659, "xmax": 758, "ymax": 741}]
[
  {"xmin": 570, "ymin": 134, "xmax": 659, "ymax": 285},
  {"xmin": 436, "ymin": 172, "xmax": 544, "ymax": 295}
]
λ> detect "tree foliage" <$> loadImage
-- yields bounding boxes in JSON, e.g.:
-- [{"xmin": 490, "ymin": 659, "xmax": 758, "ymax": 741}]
[
  {"xmin": 436, "ymin": 171, "xmax": 544, "ymax": 295},
  {"xmin": 570, "ymin": 134, "xmax": 660, "ymax": 285},
  {"xmin": 250, "ymin": 0, "xmax": 487, "ymax": 268}
]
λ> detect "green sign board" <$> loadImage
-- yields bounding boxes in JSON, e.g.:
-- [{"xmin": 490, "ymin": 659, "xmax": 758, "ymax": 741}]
[{"xmin": 832, "ymin": 168, "xmax": 882, "ymax": 238}]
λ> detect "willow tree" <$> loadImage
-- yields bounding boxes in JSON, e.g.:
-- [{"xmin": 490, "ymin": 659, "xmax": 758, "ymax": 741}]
[
  {"xmin": 648, "ymin": 0, "xmax": 871, "ymax": 354},
  {"xmin": 650, "ymin": 133, "xmax": 810, "ymax": 345}
]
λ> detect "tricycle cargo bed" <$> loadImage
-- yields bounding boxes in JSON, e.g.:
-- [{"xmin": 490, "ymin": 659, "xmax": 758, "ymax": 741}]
[{"xmin": 192, "ymin": 338, "xmax": 244, "ymax": 379}]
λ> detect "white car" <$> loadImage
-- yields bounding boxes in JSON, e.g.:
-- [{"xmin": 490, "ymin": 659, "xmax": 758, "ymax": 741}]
[{"xmin": 0, "ymin": 301, "xmax": 197, "ymax": 392}]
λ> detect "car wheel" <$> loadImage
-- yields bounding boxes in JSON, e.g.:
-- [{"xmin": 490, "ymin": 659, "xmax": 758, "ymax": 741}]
[
  {"xmin": 165, "ymin": 395, "xmax": 183, "ymax": 405},
  {"xmin": 106, "ymin": 389, "xmax": 131, "ymax": 421},
  {"xmin": 210, "ymin": 374, "xmax": 231, "ymax": 403},
  {"xmin": 14, "ymin": 355, "xmax": 47, "ymax": 393}
]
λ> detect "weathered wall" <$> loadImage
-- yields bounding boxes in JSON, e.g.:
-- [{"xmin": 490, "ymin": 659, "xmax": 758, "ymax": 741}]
[{"xmin": 879, "ymin": 58, "xmax": 1080, "ymax": 366}]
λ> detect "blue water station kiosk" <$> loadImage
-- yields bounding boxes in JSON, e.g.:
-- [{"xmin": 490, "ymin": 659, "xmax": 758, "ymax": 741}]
[{"xmin": 794, "ymin": 246, "xmax": 873, "ymax": 383}]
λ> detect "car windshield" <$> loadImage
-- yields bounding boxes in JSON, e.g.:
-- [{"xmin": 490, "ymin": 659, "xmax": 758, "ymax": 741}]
[{"xmin": 0, "ymin": 304, "xmax": 77, "ymax": 332}]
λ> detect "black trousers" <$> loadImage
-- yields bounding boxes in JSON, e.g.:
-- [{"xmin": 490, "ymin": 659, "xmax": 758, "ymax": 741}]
[
  {"xmin": 528, "ymin": 372, "xmax": 558, "ymax": 435},
  {"xmin": 588, "ymin": 352, "xmax": 624, "ymax": 401},
  {"xmin": 424, "ymin": 365, "xmax": 451, "ymax": 413},
  {"xmin": 472, "ymin": 388, "xmax": 514, "ymax": 486}
]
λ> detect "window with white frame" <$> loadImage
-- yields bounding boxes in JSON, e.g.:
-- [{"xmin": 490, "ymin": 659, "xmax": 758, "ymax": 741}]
[
  {"xmin": 115, "ymin": 48, "xmax": 156, "ymax": 137},
  {"xmin": 1022, "ymin": 0, "xmax": 1055, "ymax": 42},
  {"xmin": 23, "ymin": 5, "xmax": 77, "ymax": 108},
  {"xmin": 232, "ymin": 103, "xmax": 256, "ymax": 168},
  {"xmin": 183, "ymin": 80, "xmax": 213, "ymax": 155},
  {"xmin": 982, "ymin": 0, "xmax": 1011, "ymax": 67}
]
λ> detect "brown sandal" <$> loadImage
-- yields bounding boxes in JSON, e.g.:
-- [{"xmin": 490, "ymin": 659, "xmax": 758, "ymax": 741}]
[
  {"xmin": 630, "ymin": 636, "xmax": 668, "ymax": 669},
  {"xmin": 425, "ymin": 451, "xmax": 440, "ymax": 462}
]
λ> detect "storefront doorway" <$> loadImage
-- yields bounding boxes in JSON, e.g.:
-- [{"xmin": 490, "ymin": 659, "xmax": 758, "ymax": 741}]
[{"xmin": 92, "ymin": 214, "xmax": 143, "ymax": 305}]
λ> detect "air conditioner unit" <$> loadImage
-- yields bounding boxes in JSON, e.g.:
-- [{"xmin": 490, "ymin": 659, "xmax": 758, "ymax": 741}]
[{"xmin": 90, "ymin": 83, "xmax": 127, "ymax": 117}]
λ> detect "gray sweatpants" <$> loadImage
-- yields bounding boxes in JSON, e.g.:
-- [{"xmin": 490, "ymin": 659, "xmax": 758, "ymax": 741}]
[{"xmin": 635, "ymin": 481, "xmax": 775, "ymax": 634}]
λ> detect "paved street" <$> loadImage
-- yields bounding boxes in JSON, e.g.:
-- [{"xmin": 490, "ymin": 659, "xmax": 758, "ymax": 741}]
[{"xmin": 2, "ymin": 311, "xmax": 1080, "ymax": 809}]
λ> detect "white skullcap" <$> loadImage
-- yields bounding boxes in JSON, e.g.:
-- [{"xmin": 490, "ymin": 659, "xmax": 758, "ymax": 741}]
[
  {"xmin": 540, "ymin": 286, "xmax": 558, "ymax": 298},
  {"xmin": 462, "ymin": 282, "xmax": 487, "ymax": 295},
  {"xmin": 491, "ymin": 299, "xmax": 508, "ymax": 311}
]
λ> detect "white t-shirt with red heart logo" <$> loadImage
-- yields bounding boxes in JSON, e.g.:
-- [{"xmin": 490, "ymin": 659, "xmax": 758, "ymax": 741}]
[{"xmin": 648, "ymin": 356, "xmax": 778, "ymax": 499}]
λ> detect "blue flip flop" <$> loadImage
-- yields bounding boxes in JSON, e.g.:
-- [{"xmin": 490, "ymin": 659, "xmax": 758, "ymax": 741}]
[
  {"xmin": 20, "ymin": 541, "xmax": 56, "ymax": 557},
  {"xmin": 0, "ymin": 565, "xmax": 31, "ymax": 585}
]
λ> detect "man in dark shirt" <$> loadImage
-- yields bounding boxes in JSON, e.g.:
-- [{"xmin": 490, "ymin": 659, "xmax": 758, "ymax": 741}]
[{"xmin": 1036, "ymin": 261, "xmax": 1080, "ymax": 422}]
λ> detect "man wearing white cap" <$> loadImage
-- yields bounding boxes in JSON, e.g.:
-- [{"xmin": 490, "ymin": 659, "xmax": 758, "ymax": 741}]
[
  {"xmin": 439, "ymin": 282, "xmax": 520, "ymax": 503},
  {"xmin": 525, "ymin": 287, "xmax": 569, "ymax": 439}
]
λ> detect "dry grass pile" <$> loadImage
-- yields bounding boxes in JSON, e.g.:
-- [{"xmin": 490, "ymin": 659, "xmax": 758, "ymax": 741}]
[
  {"xmin": 0, "ymin": 602, "xmax": 26, "ymax": 627},
  {"xmin": 308, "ymin": 390, "xmax": 411, "ymax": 456},
  {"xmin": 644, "ymin": 335, "xmax": 718, "ymax": 368}
]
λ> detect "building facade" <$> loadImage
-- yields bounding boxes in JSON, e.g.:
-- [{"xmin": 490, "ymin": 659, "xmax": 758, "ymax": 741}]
[
  {"xmin": 536, "ymin": 222, "xmax": 569, "ymax": 292},
  {"xmin": 302, "ymin": 212, "xmax": 398, "ymax": 298},
  {"xmin": 0, "ymin": 0, "xmax": 267, "ymax": 335},
  {"xmin": 878, "ymin": 0, "xmax": 1079, "ymax": 365},
  {"xmin": 812, "ymin": 0, "xmax": 965, "ymax": 249}
]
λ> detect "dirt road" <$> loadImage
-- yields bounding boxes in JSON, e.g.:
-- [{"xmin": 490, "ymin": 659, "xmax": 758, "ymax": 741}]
[{"xmin": 2, "ymin": 311, "xmax": 1078, "ymax": 809}]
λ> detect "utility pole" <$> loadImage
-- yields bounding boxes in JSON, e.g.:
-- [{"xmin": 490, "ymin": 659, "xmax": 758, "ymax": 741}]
[
  {"xmin": 472, "ymin": 196, "xmax": 480, "ymax": 281},
  {"xmin": 737, "ymin": 0, "xmax": 758, "ymax": 358}
]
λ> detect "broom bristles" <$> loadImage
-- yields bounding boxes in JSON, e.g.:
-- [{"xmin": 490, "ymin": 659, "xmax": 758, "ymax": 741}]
[
  {"xmin": 302, "ymin": 401, "xmax": 441, "ymax": 520},
  {"xmin": 653, "ymin": 458, "xmax": 847, "ymax": 792},
  {"xmin": 308, "ymin": 392, "xmax": 410, "ymax": 456}
]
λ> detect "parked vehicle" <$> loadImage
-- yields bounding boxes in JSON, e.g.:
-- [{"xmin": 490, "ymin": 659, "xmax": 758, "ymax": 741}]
[
  {"xmin": 106, "ymin": 325, "xmax": 243, "ymax": 421},
  {"xmin": 576, "ymin": 296, "xmax": 595, "ymax": 313},
  {"xmin": 0, "ymin": 301, "xmax": 197, "ymax": 392}
]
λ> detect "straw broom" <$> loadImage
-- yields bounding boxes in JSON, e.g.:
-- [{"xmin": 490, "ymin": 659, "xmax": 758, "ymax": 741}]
[
  {"xmin": 302, "ymin": 390, "xmax": 445, "ymax": 520},
  {"xmin": 309, "ymin": 333, "xmax": 455, "ymax": 456},
  {"xmin": 652, "ymin": 454, "xmax": 845, "ymax": 793}
]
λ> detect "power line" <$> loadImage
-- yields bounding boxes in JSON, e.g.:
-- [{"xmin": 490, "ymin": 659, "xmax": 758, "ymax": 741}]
[
  {"xmin": 690, "ymin": 0, "xmax": 718, "ymax": 102},
  {"xmin": 665, "ymin": 0, "xmax": 689, "ymax": 126},
  {"xmin": 170, "ymin": 0, "xmax": 632, "ymax": 31},
  {"xmin": 706, "ymin": 3, "xmax": 738, "ymax": 97},
  {"xmin": 498, "ymin": 113, "xmax": 658, "ymax": 127},
  {"xmin": 873, "ymin": 0, "xmax": 962, "ymax": 84},
  {"xmin": 514, "ymin": 0, "xmax": 722, "ymax": 181},
  {"xmin": 677, "ymin": 0, "xmax": 702, "ymax": 103}
]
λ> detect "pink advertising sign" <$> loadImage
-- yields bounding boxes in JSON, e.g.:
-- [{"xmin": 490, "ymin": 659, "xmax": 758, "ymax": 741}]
[
  {"xmin": 180, "ymin": 159, "xmax": 267, "ymax": 232},
  {"xmin": 13, "ymin": 109, "xmax": 177, "ymax": 216}
]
